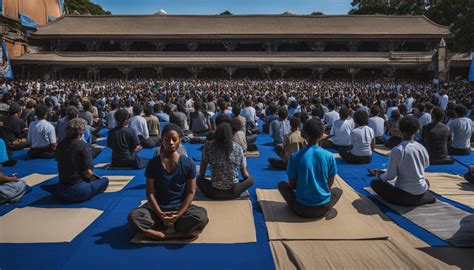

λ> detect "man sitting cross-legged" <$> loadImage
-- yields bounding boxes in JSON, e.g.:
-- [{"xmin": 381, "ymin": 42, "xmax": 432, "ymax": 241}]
[
  {"xmin": 128, "ymin": 124, "xmax": 208, "ymax": 240},
  {"xmin": 107, "ymin": 109, "xmax": 148, "ymax": 169},
  {"xmin": 370, "ymin": 115, "xmax": 436, "ymax": 206},
  {"xmin": 278, "ymin": 118, "xmax": 343, "ymax": 218}
]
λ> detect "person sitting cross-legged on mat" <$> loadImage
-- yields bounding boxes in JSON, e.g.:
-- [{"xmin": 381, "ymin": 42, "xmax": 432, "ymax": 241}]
[
  {"xmin": 384, "ymin": 110, "xmax": 402, "ymax": 149},
  {"xmin": 339, "ymin": 110, "xmax": 375, "ymax": 164},
  {"xmin": 128, "ymin": 124, "xmax": 208, "ymax": 240},
  {"xmin": 197, "ymin": 122, "xmax": 255, "ymax": 200},
  {"xmin": 370, "ymin": 115, "xmax": 436, "ymax": 206},
  {"xmin": 0, "ymin": 138, "xmax": 27, "ymax": 204},
  {"xmin": 27, "ymin": 105, "xmax": 57, "ymax": 159},
  {"xmin": 269, "ymin": 117, "xmax": 307, "ymax": 170},
  {"xmin": 42, "ymin": 118, "xmax": 109, "ymax": 203},
  {"xmin": 107, "ymin": 109, "xmax": 148, "ymax": 169},
  {"xmin": 278, "ymin": 118, "xmax": 342, "ymax": 218},
  {"xmin": 421, "ymin": 107, "xmax": 454, "ymax": 164},
  {"xmin": 129, "ymin": 105, "xmax": 159, "ymax": 148},
  {"xmin": 447, "ymin": 104, "xmax": 472, "ymax": 156},
  {"xmin": 321, "ymin": 107, "xmax": 353, "ymax": 150}
]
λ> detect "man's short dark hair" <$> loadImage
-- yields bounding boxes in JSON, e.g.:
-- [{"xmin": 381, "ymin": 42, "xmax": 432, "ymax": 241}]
[
  {"xmin": 303, "ymin": 118, "xmax": 324, "ymax": 142},
  {"xmin": 289, "ymin": 117, "xmax": 301, "ymax": 131},
  {"xmin": 66, "ymin": 106, "xmax": 79, "ymax": 120},
  {"xmin": 35, "ymin": 105, "xmax": 49, "ymax": 119},
  {"xmin": 353, "ymin": 110, "xmax": 369, "ymax": 126},
  {"xmin": 370, "ymin": 105, "xmax": 381, "ymax": 117},
  {"xmin": 399, "ymin": 115, "xmax": 420, "ymax": 135},
  {"xmin": 230, "ymin": 118, "xmax": 242, "ymax": 133},
  {"xmin": 278, "ymin": 108, "xmax": 288, "ymax": 119},
  {"xmin": 114, "ymin": 109, "xmax": 129, "ymax": 124},
  {"xmin": 215, "ymin": 113, "xmax": 230, "ymax": 126},
  {"xmin": 339, "ymin": 107, "xmax": 349, "ymax": 120},
  {"xmin": 133, "ymin": 105, "xmax": 143, "ymax": 116},
  {"xmin": 431, "ymin": 107, "xmax": 444, "ymax": 122},
  {"xmin": 454, "ymin": 104, "xmax": 467, "ymax": 118}
]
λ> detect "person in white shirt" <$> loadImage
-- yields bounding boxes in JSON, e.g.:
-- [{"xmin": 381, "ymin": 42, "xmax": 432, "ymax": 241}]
[
  {"xmin": 240, "ymin": 100, "xmax": 258, "ymax": 132},
  {"xmin": 322, "ymin": 107, "xmax": 353, "ymax": 149},
  {"xmin": 323, "ymin": 102, "xmax": 339, "ymax": 131},
  {"xmin": 27, "ymin": 105, "xmax": 57, "ymax": 159},
  {"xmin": 368, "ymin": 105, "xmax": 385, "ymax": 144},
  {"xmin": 107, "ymin": 102, "xmax": 118, "ymax": 129},
  {"xmin": 418, "ymin": 102, "xmax": 433, "ymax": 127},
  {"xmin": 370, "ymin": 115, "xmax": 435, "ymax": 206},
  {"xmin": 448, "ymin": 105, "xmax": 472, "ymax": 156},
  {"xmin": 339, "ymin": 110, "xmax": 374, "ymax": 164},
  {"xmin": 128, "ymin": 105, "xmax": 158, "ymax": 148},
  {"xmin": 439, "ymin": 90, "xmax": 449, "ymax": 111}
]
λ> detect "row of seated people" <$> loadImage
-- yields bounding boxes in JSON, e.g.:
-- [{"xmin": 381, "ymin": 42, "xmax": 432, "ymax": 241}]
[{"xmin": 267, "ymin": 104, "xmax": 472, "ymax": 168}]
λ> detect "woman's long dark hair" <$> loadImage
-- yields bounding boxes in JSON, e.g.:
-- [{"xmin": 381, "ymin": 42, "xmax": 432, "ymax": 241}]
[{"xmin": 214, "ymin": 122, "xmax": 233, "ymax": 159}]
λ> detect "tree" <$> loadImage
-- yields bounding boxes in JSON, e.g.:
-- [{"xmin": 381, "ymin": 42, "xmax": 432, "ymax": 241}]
[
  {"xmin": 311, "ymin": 11, "xmax": 325, "ymax": 15},
  {"xmin": 349, "ymin": 0, "xmax": 473, "ymax": 52},
  {"xmin": 220, "ymin": 10, "xmax": 233, "ymax": 15},
  {"xmin": 64, "ymin": 0, "xmax": 111, "ymax": 15}
]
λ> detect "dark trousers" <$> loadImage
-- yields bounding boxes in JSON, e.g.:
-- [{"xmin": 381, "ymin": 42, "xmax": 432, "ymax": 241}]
[
  {"xmin": 90, "ymin": 147, "xmax": 102, "ymax": 159},
  {"xmin": 139, "ymin": 135, "xmax": 160, "ymax": 148},
  {"xmin": 370, "ymin": 180, "xmax": 436, "ymax": 206},
  {"xmin": 320, "ymin": 140, "xmax": 350, "ymax": 151},
  {"xmin": 278, "ymin": 181, "xmax": 343, "ymax": 218},
  {"xmin": 42, "ymin": 177, "xmax": 109, "ymax": 203},
  {"xmin": 128, "ymin": 204, "xmax": 208, "ymax": 234},
  {"xmin": 430, "ymin": 156, "xmax": 455, "ymax": 165},
  {"xmin": 268, "ymin": 158, "xmax": 287, "ymax": 170},
  {"xmin": 112, "ymin": 156, "xmax": 149, "ymax": 169},
  {"xmin": 339, "ymin": 149, "xmax": 371, "ymax": 164},
  {"xmin": 247, "ymin": 143, "xmax": 258, "ymax": 152},
  {"xmin": 7, "ymin": 141, "xmax": 30, "ymax": 151},
  {"xmin": 448, "ymin": 146, "xmax": 471, "ymax": 156},
  {"xmin": 375, "ymin": 136, "xmax": 385, "ymax": 145},
  {"xmin": 197, "ymin": 176, "xmax": 254, "ymax": 200},
  {"xmin": 384, "ymin": 137, "xmax": 402, "ymax": 149},
  {"xmin": 246, "ymin": 134, "xmax": 257, "ymax": 144},
  {"xmin": 27, "ymin": 147, "xmax": 55, "ymax": 159}
]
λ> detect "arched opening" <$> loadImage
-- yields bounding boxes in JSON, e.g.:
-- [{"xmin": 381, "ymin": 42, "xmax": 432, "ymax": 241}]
[
  {"xmin": 197, "ymin": 68, "xmax": 227, "ymax": 79},
  {"xmin": 358, "ymin": 42, "xmax": 381, "ymax": 52},
  {"xmin": 163, "ymin": 43, "xmax": 189, "ymax": 51},
  {"xmin": 61, "ymin": 67, "xmax": 88, "ymax": 80},
  {"xmin": 285, "ymin": 68, "xmax": 313, "ymax": 78},
  {"xmin": 277, "ymin": 41, "xmax": 311, "ymax": 52},
  {"xmin": 325, "ymin": 42, "xmax": 349, "ymax": 52},
  {"xmin": 357, "ymin": 68, "xmax": 384, "ymax": 79},
  {"xmin": 63, "ymin": 41, "xmax": 87, "ymax": 52},
  {"xmin": 99, "ymin": 68, "xmax": 123, "ymax": 80},
  {"xmin": 196, "ymin": 43, "xmax": 226, "ymax": 52},
  {"xmin": 129, "ymin": 68, "xmax": 158, "ymax": 79},
  {"xmin": 235, "ymin": 42, "xmax": 264, "ymax": 51},
  {"xmin": 130, "ymin": 41, "xmax": 157, "ymax": 51},
  {"xmin": 162, "ymin": 67, "xmax": 192, "ymax": 78},
  {"xmin": 402, "ymin": 42, "xmax": 426, "ymax": 52},
  {"xmin": 233, "ymin": 68, "xmax": 261, "ymax": 79},
  {"xmin": 325, "ymin": 68, "xmax": 351, "ymax": 80},
  {"xmin": 102, "ymin": 40, "xmax": 122, "ymax": 51}
]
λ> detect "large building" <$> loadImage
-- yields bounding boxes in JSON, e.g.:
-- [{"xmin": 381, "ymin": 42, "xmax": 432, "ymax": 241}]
[{"xmin": 9, "ymin": 14, "xmax": 472, "ymax": 80}]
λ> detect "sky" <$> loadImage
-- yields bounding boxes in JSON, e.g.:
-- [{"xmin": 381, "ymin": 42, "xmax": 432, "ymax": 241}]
[{"xmin": 92, "ymin": 0, "xmax": 353, "ymax": 15}]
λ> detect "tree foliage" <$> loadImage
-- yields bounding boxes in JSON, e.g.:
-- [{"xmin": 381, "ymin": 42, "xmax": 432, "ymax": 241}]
[
  {"xmin": 311, "ymin": 11, "xmax": 325, "ymax": 15},
  {"xmin": 64, "ymin": 0, "xmax": 111, "ymax": 15},
  {"xmin": 349, "ymin": 0, "xmax": 474, "ymax": 52},
  {"xmin": 219, "ymin": 10, "xmax": 233, "ymax": 15}
]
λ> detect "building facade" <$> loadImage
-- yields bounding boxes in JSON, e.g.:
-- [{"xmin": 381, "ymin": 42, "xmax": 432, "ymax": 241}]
[{"xmin": 10, "ymin": 14, "xmax": 470, "ymax": 81}]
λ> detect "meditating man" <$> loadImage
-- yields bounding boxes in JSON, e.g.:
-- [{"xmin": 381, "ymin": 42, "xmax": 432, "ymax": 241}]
[
  {"xmin": 421, "ymin": 107, "xmax": 454, "ymax": 164},
  {"xmin": 129, "ymin": 105, "xmax": 158, "ymax": 148},
  {"xmin": 447, "ymin": 104, "xmax": 472, "ymax": 156},
  {"xmin": 278, "ymin": 118, "xmax": 343, "ymax": 218},
  {"xmin": 128, "ymin": 124, "xmax": 208, "ymax": 240},
  {"xmin": 370, "ymin": 115, "xmax": 436, "ymax": 206},
  {"xmin": 197, "ymin": 122, "xmax": 254, "ymax": 200},
  {"xmin": 321, "ymin": 107, "xmax": 353, "ymax": 150},
  {"xmin": 270, "ymin": 108, "xmax": 291, "ymax": 146},
  {"xmin": 107, "ymin": 109, "xmax": 148, "ymax": 169},
  {"xmin": 339, "ymin": 110, "xmax": 375, "ymax": 164},
  {"xmin": 42, "ymin": 118, "xmax": 109, "ymax": 203},
  {"xmin": 27, "ymin": 105, "xmax": 57, "ymax": 159}
]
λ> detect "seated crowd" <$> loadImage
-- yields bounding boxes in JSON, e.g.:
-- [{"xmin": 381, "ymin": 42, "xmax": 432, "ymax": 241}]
[{"xmin": 0, "ymin": 78, "xmax": 473, "ymax": 240}]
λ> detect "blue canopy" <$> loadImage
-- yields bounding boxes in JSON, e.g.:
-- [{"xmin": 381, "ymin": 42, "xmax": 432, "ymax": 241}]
[
  {"xmin": 19, "ymin": 13, "xmax": 38, "ymax": 29},
  {"xmin": 0, "ymin": 40, "xmax": 14, "ymax": 80}
]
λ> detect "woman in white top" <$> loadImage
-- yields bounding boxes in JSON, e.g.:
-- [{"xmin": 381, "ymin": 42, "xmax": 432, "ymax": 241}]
[
  {"xmin": 370, "ymin": 115, "xmax": 435, "ymax": 206},
  {"xmin": 339, "ymin": 110, "xmax": 374, "ymax": 164},
  {"xmin": 322, "ymin": 107, "xmax": 353, "ymax": 150}
]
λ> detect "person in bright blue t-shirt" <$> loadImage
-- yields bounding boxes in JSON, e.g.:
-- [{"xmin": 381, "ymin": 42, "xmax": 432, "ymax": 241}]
[{"xmin": 278, "ymin": 118, "xmax": 343, "ymax": 218}]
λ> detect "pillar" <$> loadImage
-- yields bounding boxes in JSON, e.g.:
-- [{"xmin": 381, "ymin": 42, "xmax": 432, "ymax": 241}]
[
  {"xmin": 120, "ymin": 67, "xmax": 131, "ymax": 80},
  {"xmin": 437, "ymin": 38, "xmax": 447, "ymax": 81},
  {"xmin": 154, "ymin": 66, "xmax": 163, "ymax": 78},
  {"xmin": 152, "ymin": 41, "xmax": 166, "ymax": 51},
  {"xmin": 187, "ymin": 67, "xmax": 202, "ymax": 79},
  {"xmin": 348, "ymin": 41, "xmax": 360, "ymax": 52},
  {"xmin": 278, "ymin": 67, "xmax": 288, "ymax": 78},
  {"xmin": 186, "ymin": 41, "xmax": 199, "ymax": 51},
  {"xmin": 225, "ymin": 66, "xmax": 237, "ymax": 79},
  {"xmin": 347, "ymin": 67, "xmax": 360, "ymax": 82}
]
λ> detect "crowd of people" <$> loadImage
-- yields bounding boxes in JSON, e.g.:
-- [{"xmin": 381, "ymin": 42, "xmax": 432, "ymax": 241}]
[{"xmin": 0, "ymin": 77, "xmax": 473, "ymax": 240}]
